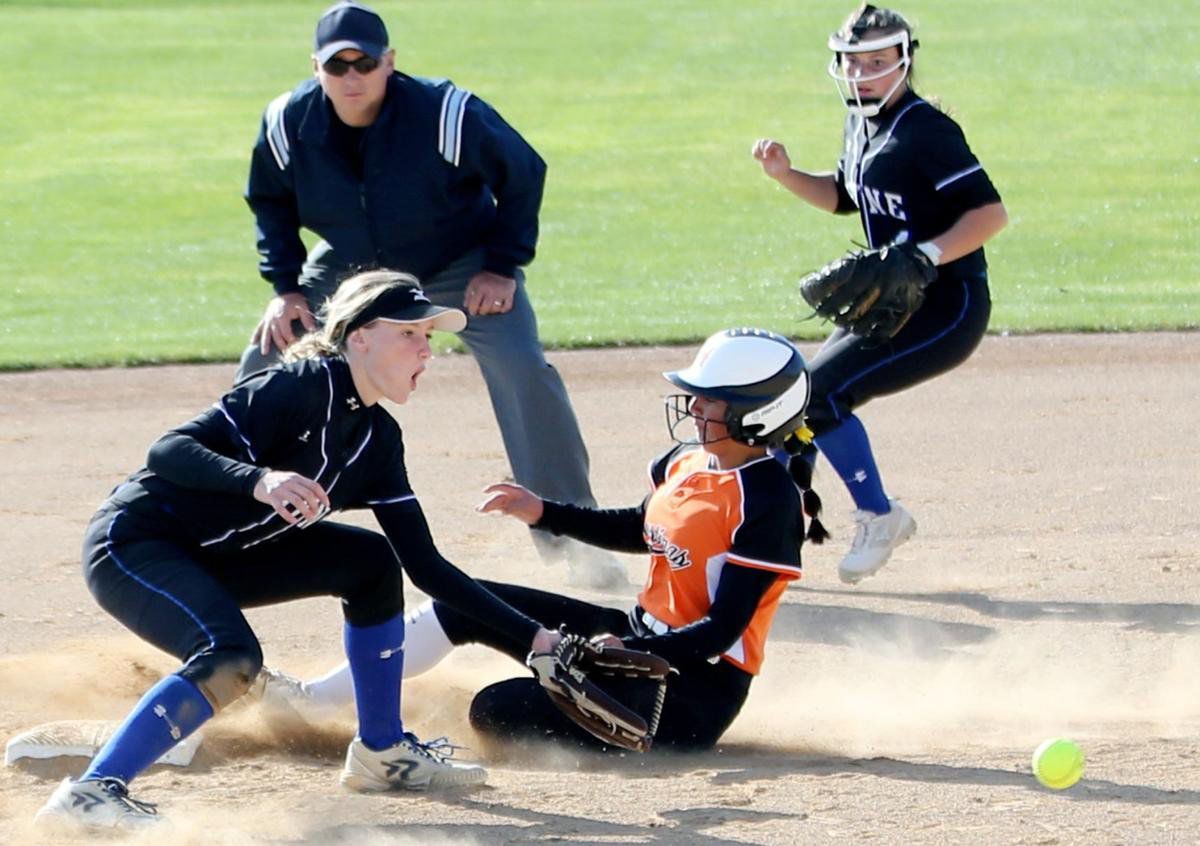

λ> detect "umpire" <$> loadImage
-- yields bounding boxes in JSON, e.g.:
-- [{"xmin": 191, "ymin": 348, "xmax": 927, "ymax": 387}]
[{"xmin": 238, "ymin": 2, "xmax": 621, "ymax": 585}]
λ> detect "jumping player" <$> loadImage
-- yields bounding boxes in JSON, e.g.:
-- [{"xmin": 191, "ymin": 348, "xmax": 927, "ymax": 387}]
[
  {"xmin": 258, "ymin": 328, "xmax": 824, "ymax": 752},
  {"xmin": 752, "ymin": 3, "xmax": 1008, "ymax": 583},
  {"xmin": 35, "ymin": 270, "xmax": 562, "ymax": 830}
]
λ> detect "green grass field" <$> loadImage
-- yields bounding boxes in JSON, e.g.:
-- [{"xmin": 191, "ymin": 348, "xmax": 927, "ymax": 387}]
[{"xmin": 0, "ymin": 0, "xmax": 1195, "ymax": 368}]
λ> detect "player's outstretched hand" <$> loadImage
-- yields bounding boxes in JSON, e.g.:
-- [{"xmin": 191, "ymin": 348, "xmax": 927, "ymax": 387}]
[
  {"xmin": 477, "ymin": 483, "xmax": 545, "ymax": 525},
  {"xmin": 254, "ymin": 470, "xmax": 330, "ymax": 526},
  {"xmin": 252, "ymin": 292, "xmax": 316, "ymax": 356},
  {"xmin": 752, "ymin": 138, "xmax": 792, "ymax": 179}
]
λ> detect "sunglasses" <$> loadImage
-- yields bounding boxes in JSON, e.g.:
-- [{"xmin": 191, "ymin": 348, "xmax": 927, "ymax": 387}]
[{"xmin": 322, "ymin": 55, "xmax": 381, "ymax": 77}]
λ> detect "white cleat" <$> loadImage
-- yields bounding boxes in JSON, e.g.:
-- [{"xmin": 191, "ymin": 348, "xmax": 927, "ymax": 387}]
[
  {"xmin": 246, "ymin": 667, "xmax": 341, "ymax": 726},
  {"xmin": 341, "ymin": 733, "xmax": 487, "ymax": 792},
  {"xmin": 35, "ymin": 777, "xmax": 161, "ymax": 831},
  {"xmin": 838, "ymin": 499, "xmax": 916, "ymax": 584}
]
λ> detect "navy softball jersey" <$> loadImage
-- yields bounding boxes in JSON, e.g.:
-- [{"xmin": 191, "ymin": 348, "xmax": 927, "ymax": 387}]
[
  {"xmin": 804, "ymin": 89, "xmax": 1003, "ymax": 433},
  {"xmin": 88, "ymin": 355, "xmax": 540, "ymax": 657},
  {"xmin": 834, "ymin": 89, "xmax": 1001, "ymax": 277}
]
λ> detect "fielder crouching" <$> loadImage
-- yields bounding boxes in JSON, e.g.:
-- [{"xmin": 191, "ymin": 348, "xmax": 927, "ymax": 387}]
[{"xmin": 34, "ymin": 270, "xmax": 563, "ymax": 831}]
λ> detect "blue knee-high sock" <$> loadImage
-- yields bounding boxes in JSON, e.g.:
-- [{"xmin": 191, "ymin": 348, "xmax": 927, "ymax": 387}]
[
  {"xmin": 814, "ymin": 415, "xmax": 891, "ymax": 514},
  {"xmin": 345, "ymin": 614, "xmax": 406, "ymax": 751},
  {"xmin": 82, "ymin": 674, "xmax": 213, "ymax": 785}
]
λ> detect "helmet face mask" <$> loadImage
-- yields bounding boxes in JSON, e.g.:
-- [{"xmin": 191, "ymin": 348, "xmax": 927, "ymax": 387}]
[
  {"xmin": 662, "ymin": 329, "xmax": 811, "ymax": 449},
  {"xmin": 664, "ymin": 393, "xmax": 729, "ymax": 446},
  {"xmin": 827, "ymin": 29, "xmax": 912, "ymax": 117}
]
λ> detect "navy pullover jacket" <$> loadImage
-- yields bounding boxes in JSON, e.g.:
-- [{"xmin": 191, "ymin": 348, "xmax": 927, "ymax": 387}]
[{"xmin": 246, "ymin": 73, "xmax": 546, "ymax": 295}]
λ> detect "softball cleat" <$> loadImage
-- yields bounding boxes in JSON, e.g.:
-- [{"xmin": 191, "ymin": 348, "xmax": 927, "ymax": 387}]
[
  {"xmin": 838, "ymin": 499, "xmax": 916, "ymax": 584},
  {"xmin": 35, "ymin": 777, "xmax": 161, "ymax": 830},
  {"xmin": 341, "ymin": 733, "xmax": 487, "ymax": 792}
]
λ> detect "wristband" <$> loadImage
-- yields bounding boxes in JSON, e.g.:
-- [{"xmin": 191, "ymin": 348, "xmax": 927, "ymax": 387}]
[{"xmin": 916, "ymin": 241, "xmax": 943, "ymax": 266}]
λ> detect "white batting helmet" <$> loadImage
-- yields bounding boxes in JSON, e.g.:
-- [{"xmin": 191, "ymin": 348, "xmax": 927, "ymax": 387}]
[{"xmin": 663, "ymin": 328, "xmax": 810, "ymax": 448}]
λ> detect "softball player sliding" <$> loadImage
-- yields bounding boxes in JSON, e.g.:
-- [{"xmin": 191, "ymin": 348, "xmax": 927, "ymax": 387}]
[
  {"xmin": 259, "ymin": 328, "xmax": 824, "ymax": 752},
  {"xmin": 753, "ymin": 3, "xmax": 1008, "ymax": 584},
  {"xmin": 35, "ymin": 271, "xmax": 562, "ymax": 831}
]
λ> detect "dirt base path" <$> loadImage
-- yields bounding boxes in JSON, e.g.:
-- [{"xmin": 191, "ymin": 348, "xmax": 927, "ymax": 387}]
[{"xmin": 1, "ymin": 333, "xmax": 1198, "ymax": 844}]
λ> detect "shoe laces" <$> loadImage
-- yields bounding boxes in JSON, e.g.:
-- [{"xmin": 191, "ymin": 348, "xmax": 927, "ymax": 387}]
[
  {"xmin": 97, "ymin": 778, "xmax": 158, "ymax": 817},
  {"xmin": 403, "ymin": 733, "xmax": 468, "ymax": 764},
  {"xmin": 849, "ymin": 510, "xmax": 874, "ymax": 551}
]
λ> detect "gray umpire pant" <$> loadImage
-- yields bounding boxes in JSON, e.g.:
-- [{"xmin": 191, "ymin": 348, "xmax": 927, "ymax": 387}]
[{"xmin": 236, "ymin": 244, "xmax": 597, "ymax": 529}]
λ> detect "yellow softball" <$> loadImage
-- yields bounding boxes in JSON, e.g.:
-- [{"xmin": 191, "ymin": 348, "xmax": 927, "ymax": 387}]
[{"xmin": 1032, "ymin": 737, "xmax": 1085, "ymax": 790}]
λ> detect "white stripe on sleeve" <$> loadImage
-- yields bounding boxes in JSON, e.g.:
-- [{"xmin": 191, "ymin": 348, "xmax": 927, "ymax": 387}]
[
  {"xmin": 437, "ymin": 86, "xmax": 473, "ymax": 166},
  {"xmin": 264, "ymin": 92, "xmax": 292, "ymax": 170}
]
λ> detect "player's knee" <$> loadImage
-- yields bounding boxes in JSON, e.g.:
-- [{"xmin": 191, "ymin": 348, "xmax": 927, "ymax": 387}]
[
  {"xmin": 181, "ymin": 645, "xmax": 263, "ymax": 711},
  {"xmin": 467, "ymin": 681, "xmax": 509, "ymax": 738},
  {"xmin": 341, "ymin": 556, "xmax": 403, "ymax": 626},
  {"xmin": 469, "ymin": 678, "xmax": 538, "ymax": 740}
]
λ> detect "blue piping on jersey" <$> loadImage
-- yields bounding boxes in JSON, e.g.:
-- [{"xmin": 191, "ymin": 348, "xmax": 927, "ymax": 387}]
[
  {"xmin": 240, "ymin": 414, "xmax": 375, "ymax": 551},
  {"xmin": 935, "ymin": 163, "xmax": 982, "ymax": 191},
  {"xmin": 316, "ymin": 359, "xmax": 335, "ymax": 480},
  {"xmin": 200, "ymin": 510, "xmax": 277, "ymax": 548},
  {"xmin": 827, "ymin": 278, "xmax": 973, "ymax": 424},
  {"xmin": 203, "ymin": 361, "xmax": 341, "ymax": 550},
  {"xmin": 365, "ymin": 493, "xmax": 417, "ymax": 506},
  {"xmin": 105, "ymin": 510, "xmax": 217, "ymax": 647},
  {"xmin": 849, "ymin": 97, "xmax": 928, "ymax": 248},
  {"xmin": 216, "ymin": 401, "xmax": 259, "ymax": 463}
]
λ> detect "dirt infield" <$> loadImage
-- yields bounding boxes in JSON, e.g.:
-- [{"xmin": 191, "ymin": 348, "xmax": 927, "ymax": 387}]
[{"xmin": 1, "ymin": 333, "xmax": 1198, "ymax": 844}]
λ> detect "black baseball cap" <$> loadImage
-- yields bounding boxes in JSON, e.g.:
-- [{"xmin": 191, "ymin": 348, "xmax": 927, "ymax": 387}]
[
  {"xmin": 347, "ymin": 283, "xmax": 466, "ymax": 334},
  {"xmin": 314, "ymin": 2, "xmax": 389, "ymax": 64}
]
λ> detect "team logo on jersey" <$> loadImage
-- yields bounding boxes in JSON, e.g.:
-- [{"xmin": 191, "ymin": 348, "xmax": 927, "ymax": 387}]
[
  {"xmin": 645, "ymin": 524, "xmax": 692, "ymax": 570},
  {"xmin": 298, "ymin": 429, "xmax": 311, "ymax": 443},
  {"xmin": 346, "ymin": 397, "xmax": 361, "ymax": 411}
]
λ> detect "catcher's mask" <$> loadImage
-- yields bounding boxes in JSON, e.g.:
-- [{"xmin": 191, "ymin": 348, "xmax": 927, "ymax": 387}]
[
  {"xmin": 663, "ymin": 328, "xmax": 810, "ymax": 448},
  {"xmin": 826, "ymin": 5, "xmax": 916, "ymax": 118}
]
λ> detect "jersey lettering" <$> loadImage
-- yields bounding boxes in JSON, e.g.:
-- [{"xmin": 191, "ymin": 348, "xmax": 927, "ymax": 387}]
[
  {"xmin": 863, "ymin": 187, "xmax": 908, "ymax": 222},
  {"xmin": 863, "ymin": 186, "xmax": 886, "ymax": 215},
  {"xmin": 645, "ymin": 523, "xmax": 692, "ymax": 570}
]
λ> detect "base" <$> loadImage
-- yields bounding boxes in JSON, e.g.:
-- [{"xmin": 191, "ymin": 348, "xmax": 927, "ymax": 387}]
[{"xmin": 5, "ymin": 720, "xmax": 202, "ymax": 768}]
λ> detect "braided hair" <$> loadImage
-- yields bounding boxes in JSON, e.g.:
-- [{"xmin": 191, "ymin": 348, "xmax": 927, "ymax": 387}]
[{"xmin": 782, "ymin": 431, "xmax": 830, "ymax": 545}]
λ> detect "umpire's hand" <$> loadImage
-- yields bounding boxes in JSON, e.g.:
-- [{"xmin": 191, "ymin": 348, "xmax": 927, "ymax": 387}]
[
  {"xmin": 464, "ymin": 271, "xmax": 516, "ymax": 316},
  {"xmin": 252, "ymin": 292, "xmax": 317, "ymax": 355}
]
